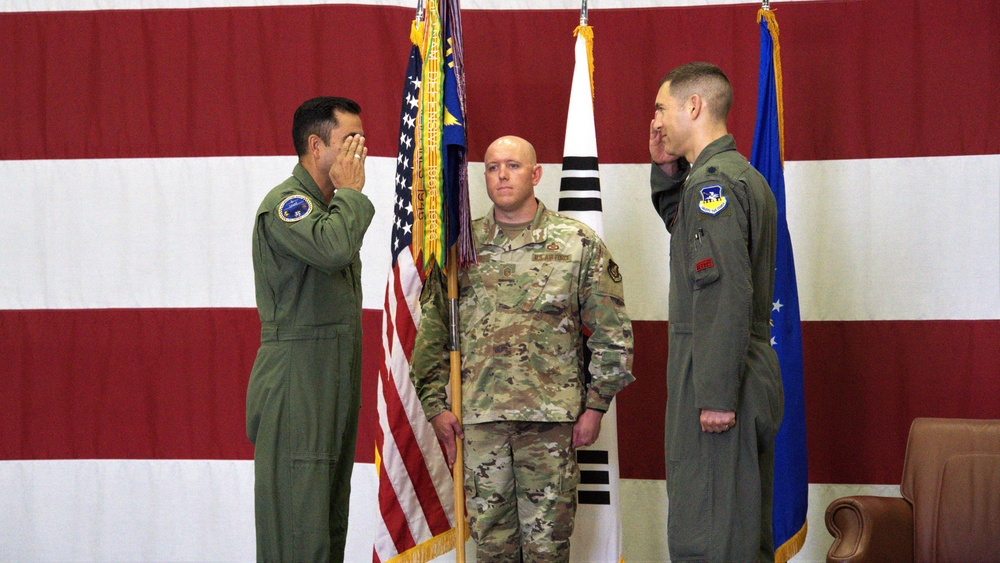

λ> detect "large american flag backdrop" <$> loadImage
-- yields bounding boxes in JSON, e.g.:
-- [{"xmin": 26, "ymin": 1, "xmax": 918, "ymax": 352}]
[{"xmin": 1, "ymin": 1, "xmax": 997, "ymax": 560}]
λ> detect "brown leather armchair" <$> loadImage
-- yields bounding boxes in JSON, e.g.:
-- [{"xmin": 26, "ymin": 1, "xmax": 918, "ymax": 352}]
[{"xmin": 825, "ymin": 418, "xmax": 1000, "ymax": 563}]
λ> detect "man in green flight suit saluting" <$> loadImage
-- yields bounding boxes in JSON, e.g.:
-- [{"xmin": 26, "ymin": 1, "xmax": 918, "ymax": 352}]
[
  {"xmin": 649, "ymin": 63, "xmax": 784, "ymax": 562},
  {"xmin": 246, "ymin": 97, "xmax": 374, "ymax": 562}
]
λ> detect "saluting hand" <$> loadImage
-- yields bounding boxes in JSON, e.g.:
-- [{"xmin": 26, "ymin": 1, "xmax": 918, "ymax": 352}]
[
  {"xmin": 649, "ymin": 119, "xmax": 682, "ymax": 176},
  {"xmin": 329, "ymin": 134, "xmax": 367, "ymax": 192}
]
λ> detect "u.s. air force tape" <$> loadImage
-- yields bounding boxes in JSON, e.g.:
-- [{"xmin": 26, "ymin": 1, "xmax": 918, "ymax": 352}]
[{"xmin": 278, "ymin": 195, "xmax": 313, "ymax": 222}]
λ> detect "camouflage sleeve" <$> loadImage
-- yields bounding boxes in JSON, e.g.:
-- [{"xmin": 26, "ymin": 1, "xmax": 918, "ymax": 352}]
[
  {"xmin": 408, "ymin": 262, "xmax": 452, "ymax": 420},
  {"xmin": 579, "ymin": 238, "xmax": 635, "ymax": 411}
]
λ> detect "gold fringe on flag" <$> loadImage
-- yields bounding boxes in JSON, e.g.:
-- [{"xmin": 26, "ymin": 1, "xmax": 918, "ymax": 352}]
[
  {"xmin": 757, "ymin": 8, "xmax": 785, "ymax": 164},
  {"xmin": 573, "ymin": 24, "xmax": 595, "ymax": 100},
  {"xmin": 386, "ymin": 528, "xmax": 465, "ymax": 563},
  {"xmin": 774, "ymin": 519, "xmax": 808, "ymax": 563},
  {"xmin": 376, "ymin": 422, "xmax": 468, "ymax": 563}
]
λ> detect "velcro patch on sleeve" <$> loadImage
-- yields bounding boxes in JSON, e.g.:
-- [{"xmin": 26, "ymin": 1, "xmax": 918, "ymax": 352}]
[
  {"xmin": 698, "ymin": 184, "xmax": 727, "ymax": 215},
  {"xmin": 608, "ymin": 259, "xmax": 622, "ymax": 283},
  {"xmin": 278, "ymin": 195, "xmax": 313, "ymax": 222},
  {"xmin": 696, "ymin": 258, "xmax": 714, "ymax": 272}
]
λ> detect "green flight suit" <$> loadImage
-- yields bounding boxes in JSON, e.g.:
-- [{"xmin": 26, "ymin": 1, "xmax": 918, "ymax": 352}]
[
  {"xmin": 650, "ymin": 135, "xmax": 784, "ymax": 562},
  {"xmin": 246, "ymin": 163, "xmax": 374, "ymax": 562}
]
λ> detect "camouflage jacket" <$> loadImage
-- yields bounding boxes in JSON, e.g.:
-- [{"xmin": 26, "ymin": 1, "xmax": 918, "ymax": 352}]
[{"xmin": 409, "ymin": 200, "xmax": 634, "ymax": 424}]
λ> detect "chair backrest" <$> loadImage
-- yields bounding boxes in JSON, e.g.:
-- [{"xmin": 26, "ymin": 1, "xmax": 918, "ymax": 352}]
[{"xmin": 900, "ymin": 418, "xmax": 1000, "ymax": 562}]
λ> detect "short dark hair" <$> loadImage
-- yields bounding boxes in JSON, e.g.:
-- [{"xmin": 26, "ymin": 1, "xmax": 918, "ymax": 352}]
[
  {"xmin": 660, "ymin": 62, "xmax": 733, "ymax": 122},
  {"xmin": 292, "ymin": 97, "xmax": 362, "ymax": 157}
]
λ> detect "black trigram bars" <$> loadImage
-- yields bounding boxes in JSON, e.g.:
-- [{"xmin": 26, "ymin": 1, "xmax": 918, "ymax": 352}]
[
  {"xmin": 558, "ymin": 156, "xmax": 602, "ymax": 213},
  {"xmin": 576, "ymin": 448, "xmax": 611, "ymax": 505}
]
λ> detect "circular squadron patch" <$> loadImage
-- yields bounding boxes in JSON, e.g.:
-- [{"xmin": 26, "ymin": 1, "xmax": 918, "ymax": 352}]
[{"xmin": 278, "ymin": 195, "xmax": 313, "ymax": 222}]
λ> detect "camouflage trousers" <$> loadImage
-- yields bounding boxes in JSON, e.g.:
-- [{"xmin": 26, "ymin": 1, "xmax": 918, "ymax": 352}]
[{"xmin": 463, "ymin": 421, "xmax": 579, "ymax": 563}]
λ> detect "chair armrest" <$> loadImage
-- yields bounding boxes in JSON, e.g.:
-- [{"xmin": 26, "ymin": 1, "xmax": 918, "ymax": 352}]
[{"xmin": 825, "ymin": 495, "xmax": 914, "ymax": 563}]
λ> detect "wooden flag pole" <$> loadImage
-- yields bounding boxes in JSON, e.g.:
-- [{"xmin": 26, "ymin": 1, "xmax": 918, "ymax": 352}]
[{"xmin": 447, "ymin": 244, "xmax": 467, "ymax": 563}]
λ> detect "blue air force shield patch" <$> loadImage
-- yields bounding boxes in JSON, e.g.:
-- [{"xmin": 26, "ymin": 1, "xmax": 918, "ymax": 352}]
[
  {"xmin": 278, "ymin": 195, "xmax": 313, "ymax": 222},
  {"xmin": 698, "ymin": 184, "xmax": 727, "ymax": 215}
]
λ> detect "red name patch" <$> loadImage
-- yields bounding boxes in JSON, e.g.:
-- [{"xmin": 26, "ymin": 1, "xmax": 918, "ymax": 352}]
[{"xmin": 696, "ymin": 258, "xmax": 714, "ymax": 272}]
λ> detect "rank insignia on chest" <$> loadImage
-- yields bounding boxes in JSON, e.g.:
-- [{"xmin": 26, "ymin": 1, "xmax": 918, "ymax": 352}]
[
  {"xmin": 698, "ymin": 184, "xmax": 727, "ymax": 216},
  {"xmin": 278, "ymin": 195, "xmax": 313, "ymax": 222}
]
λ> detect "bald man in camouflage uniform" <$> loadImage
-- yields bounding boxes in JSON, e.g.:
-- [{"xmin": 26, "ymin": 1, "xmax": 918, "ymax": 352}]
[{"xmin": 410, "ymin": 136, "xmax": 634, "ymax": 562}]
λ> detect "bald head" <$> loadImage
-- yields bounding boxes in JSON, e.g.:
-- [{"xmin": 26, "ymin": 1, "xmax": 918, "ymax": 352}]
[
  {"xmin": 483, "ymin": 135, "xmax": 542, "ymax": 223},
  {"xmin": 484, "ymin": 135, "xmax": 538, "ymax": 166}
]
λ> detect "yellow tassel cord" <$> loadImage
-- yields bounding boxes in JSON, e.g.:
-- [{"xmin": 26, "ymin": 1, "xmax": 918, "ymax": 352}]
[
  {"xmin": 410, "ymin": 19, "xmax": 425, "ymax": 262},
  {"xmin": 757, "ymin": 8, "xmax": 785, "ymax": 165},
  {"xmin": 774, "ymin": 519, "xmax": 807, "ymax": 563},
  {"xmin": 419, "ymin": 0, "xmax": 445, "ymax": 268},
  {"xmin": 573, "ymin": 25, "xmax": 596, "ymax": 100}
]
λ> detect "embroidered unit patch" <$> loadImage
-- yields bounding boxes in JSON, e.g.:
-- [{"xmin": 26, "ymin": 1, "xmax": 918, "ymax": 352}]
[
  {"xmin": 608, "ymin": 259, "xmax": 622, "ymax": 283},
  {"xmin": 698, "ymin": 184, "xmax": 727, "ymax": 215},
  {"xmin": 278, "ymin": 195, "xmax": 313, "ymax": 222}
]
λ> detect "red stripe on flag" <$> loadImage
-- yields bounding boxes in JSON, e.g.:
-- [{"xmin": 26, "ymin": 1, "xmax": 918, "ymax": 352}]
[
  {"xmin": 616, "ymin": 319, "xmax": 1000, "ymax": 483},
  {"xmin": 379, "ymin": 267, "xmax": 451, "ymax": 536},
  {"xmin": 382, "ymin": 266, "xmax": 451, "ymax": 536},
  {"xmin": 0, "ymin": 308, "xmax": 258, "ymax": 460},
  {"xmin": 2, "ymin": 311, "xmax": 998, "ymax": 484},
  {"xmin": 374, "ymin": 399, "xmax": 418, "ymax": 556},
  {"xmin": 379, "ymin": 358, "xmax": 451, "ymax": 536},
  {"xmin": 2, "ymin": 2, "xmax": 995, "ymax": 163}
]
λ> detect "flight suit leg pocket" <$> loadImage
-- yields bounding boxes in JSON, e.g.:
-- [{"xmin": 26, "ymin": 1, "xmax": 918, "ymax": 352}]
[
  {"xmin": 666, "ymin": 456, "xmax": 712, "ymax": 560},
  {"xmin": 291, "ymin": 453, "xmax": 337, "ymax": 559}
]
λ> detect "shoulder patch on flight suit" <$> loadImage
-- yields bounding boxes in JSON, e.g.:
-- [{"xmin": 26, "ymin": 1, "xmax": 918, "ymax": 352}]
[
  {"xmin": 698, "ymin": 184, "xmax": 728, "ymax": 216},
  {"xmin": 608, "ymin": 259, "xmax": 622, "ymax": 283},
  {"xmin": 278, "ymin": 194, "xmax": 313, "ymax": 222}
]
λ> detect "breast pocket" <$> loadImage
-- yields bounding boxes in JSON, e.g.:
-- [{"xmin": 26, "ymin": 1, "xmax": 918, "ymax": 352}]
[
  {"xmin": 690, "ymin": 229, "xmax": 720, "ymax": 290},
  {"xmin": 513, "ymin": 264, "xmax": 572, "ymax": 316}
]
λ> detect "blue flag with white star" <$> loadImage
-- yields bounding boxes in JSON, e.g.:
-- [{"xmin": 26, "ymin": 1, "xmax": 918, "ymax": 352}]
[{"xmin": 751, "ymin": 9, "xmax": 809, "ymax": 562}]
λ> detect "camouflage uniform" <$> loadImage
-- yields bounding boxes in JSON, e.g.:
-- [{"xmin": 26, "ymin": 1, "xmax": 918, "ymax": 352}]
[
  {"xmin": 411, "ymin": 200, "xmax": 634, "ymax": 562},
  {"xmin": 246, "ymin": 163, "xmax": 374, "ymax": 562},
  {"xmin": 650, "ymin": 135, "xmax": 784, "ymax": 562}
]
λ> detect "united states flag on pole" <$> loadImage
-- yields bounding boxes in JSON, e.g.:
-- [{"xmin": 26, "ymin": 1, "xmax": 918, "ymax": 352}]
[
  {"xmin": 373, "ymin": 25, "xmax": 457, "ymax": 563},
  {"xmin": 750, "ymin": 8, "xmax": 809, "ymax": 562},
  {"xmin": 557, "ymin": 24, "xmax": 624, "ymax": 563}
]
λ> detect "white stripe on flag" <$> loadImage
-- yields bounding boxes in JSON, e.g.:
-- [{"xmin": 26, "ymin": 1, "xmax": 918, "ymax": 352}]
[
  {"xmin": 1, "ymin": 155, "xmax": 995, "ymax": 320},
  {"xmin": 561, "ymin": 170, "xmax": 600, "ymax": 178},
  {"xmin": 559, "ymin": 190, "xmax": 603, "ymax": 199}
]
